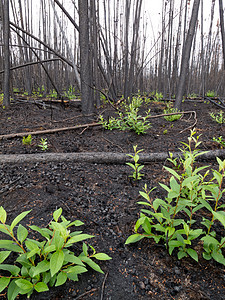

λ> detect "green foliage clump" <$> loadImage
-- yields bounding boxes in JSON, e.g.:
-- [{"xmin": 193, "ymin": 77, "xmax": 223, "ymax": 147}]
[
  {"xmin": 212, "ymin": 136, "xmax": 225, "ymax": 149},
  {"xmin": 22, "ymin": 135, "xmax": 32, "ymax": 146},
  {"xmin": 126, "ymin": 145, "xmax": 144, "ymax": 180},
  {"xmin": 64, "ymin": 86, "xmax": 77, "ymax": 100},
  {"xmin": 0, "ymin": 207, "xmax": 111, "ymax": 300},
  {"xmin": 210, "ymin": 111, "xmax": 225, "ymax": 124},
  {"xmin": 206, "ymin": 90, "xmax": 216, "ymax": 98},
  {"xmin": 126, "ymin": 130, "xmax": 225, "ymax": 265},
  {"xmin": 99, "ymin": 96, "xmax": 151, "ymax": 135},
  {"xmin": 163, "ymin": 104, "xmax": 182, "ymax": 122}
]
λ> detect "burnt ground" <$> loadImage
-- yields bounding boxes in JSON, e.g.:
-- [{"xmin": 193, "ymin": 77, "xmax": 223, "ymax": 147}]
[{"xmin": 0, "ymin": 99, "xmax": 225, "ymax": 300}]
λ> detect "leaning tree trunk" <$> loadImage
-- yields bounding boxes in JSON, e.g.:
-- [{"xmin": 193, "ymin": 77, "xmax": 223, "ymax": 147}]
[
  {"xmin": 175, "ymin": 0, "xmax": 200, "ymax": 110},
  {"xmin": 3, "ymin": 0, "xmax": 10, "ymax": 107},
  {"xmin": 78, "ymin": 0, "xmax": 94, "ymax": 116}
]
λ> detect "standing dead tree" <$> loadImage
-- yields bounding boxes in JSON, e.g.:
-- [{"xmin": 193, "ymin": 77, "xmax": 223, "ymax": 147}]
[
  {"xmin": 175, "ymin": 0, "xmax": 200, "ymax": 110},
  {"xmin": 219, "ymin": 0, "xmax": 225, "ymax": 69},
  {"xmin": 78, "ymin": 0, "xmax": 94, "ymax": 115},
  {"xmin": 2, "ymin": 0, "xmax": 10, "ymax": 107}
]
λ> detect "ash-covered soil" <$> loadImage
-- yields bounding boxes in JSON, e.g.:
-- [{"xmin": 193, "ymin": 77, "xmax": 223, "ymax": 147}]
[{"xmin": 0, "ymin": 99, "xmax": 225, "ymax": 299}]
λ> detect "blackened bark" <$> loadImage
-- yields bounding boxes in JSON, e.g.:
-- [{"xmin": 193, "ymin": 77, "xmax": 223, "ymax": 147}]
[
  {"xmin": 175, "ymin": 0, "xmax": 200, "ymax": 110},
  {"xmin": 219, "ymin": 0, "xmax": 225, "ymax": 69},
  {"xmin": 3, "ymin": 0, "xmax": 10, "ymax": 107},
  {"xmin": 78, "ymin": 0, "xmax": 94, "ymax": 115}
]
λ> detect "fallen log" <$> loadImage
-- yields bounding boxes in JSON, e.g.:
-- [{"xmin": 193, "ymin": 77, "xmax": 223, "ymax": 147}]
[
  {"xmin": 0, "ymin": 149, "xmax": 224, "ymax": 164},
  {"xmin": 0, "ymin": 123, "xmax": 100, "ymax": 140}
]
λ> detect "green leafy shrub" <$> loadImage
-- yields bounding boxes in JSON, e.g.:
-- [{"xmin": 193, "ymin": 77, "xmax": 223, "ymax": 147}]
[
  {"xmin": 163, "ymin": 103, "xmax": 182, "ymax": 122},
  {"xmin": 22, "ymin": 135, "xmax": 32, "ymax": 146},
  {"xmin": 206, "ymin": 90, "xmax": 216, "ymax": 98},
  {"xmin": 212, "ymin": 136, "xmax": 225, "ymax": 148},
  {"xmin": 126, "ymin": 130, "xmax": 225, "ymax": 265},
  {"xmin": 99, "ymin": 96, "xmax": 151, "ymax": 134},
  {"xmin": 126, "ymin": 145, "xmax": 144, "ymax": 180},
  {"xmin": 0, "ymin": 207, "xmax": 111, "ymax": 299},
  {"xmin": 210, "ymin": 111, "xmax": 225, "ymax": 124}
]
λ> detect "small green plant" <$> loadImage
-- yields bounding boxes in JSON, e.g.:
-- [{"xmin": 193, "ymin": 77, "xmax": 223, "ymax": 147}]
[
  {"xmin": 64, "ymin": 86, "xmax": 77, "ymax": 100},
  {"xmin": 22, "ymin": 135, "xmax": 32, "ymax": 146},
  {"xmin": 187, "ymin": 93, "xmax": 198, "ymax": 98},
  {"xmin": 99, "ymin": 96, "xmax": 151, "ymax": 135},
  {"xmin": 0, "ymin": 207, "xmax": 111, "ymax": 300},
  {"xmin": 126, "ymin": 130, "xmax": 225, "ymax": 265},
  {"xmin": 163, "ymin": 129, "xmax": 168, "ymax": 134},
  {"xmin": 47, "ymin": 89, "xmax": 57, "ymax": 99},
  {"xmin": 126, "ymin": 145, "xmax": 144, "ymax": 180},
  {"xmin": 206, "ymin": 90, "xmax": 216, "ymax": 98},
  {"xmin": 210, "ymin": 111, "xmax": 225, "ymax": 124},
  {"xmin": 38, "ymin": 138, "xmax": 48, "ymax": 151},
  {"xmin": 212, "ymin": 136, "xmax": 225, "ymax": 148},
  {"xmin": 163, "ymin": 104, "xmax": 182, "ymax": 122}
]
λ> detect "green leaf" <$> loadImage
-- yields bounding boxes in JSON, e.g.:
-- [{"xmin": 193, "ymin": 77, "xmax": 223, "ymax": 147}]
[
  {"xmin": 50, "ymin": 250, "xmax": 64, "ymax": 277},
  {"xmin": 64, "ymin": 253, "xmax": 85, "ymax": 266},
  {"xmin": 67, "ymin": 265, "xmax": 87, "ymax": 275},
  {"xmin": 92, "ymin": 253, "xmax": 112, "ymax": 260},
  {"xmin": 55, "ymin": 272, "xmax": 67, "ymax": 287},
  {"xmin": 79, "ymin": 256, "xmax": 103, "ymax": 273},
  {"xmin": 0, "ymin": 251, "xmax": 11, "ymax": 264},
  {"xmin": 65, "ymin": 234, "xmax": 94, "ymax": 246},
  {"xmin": 187, "ymin": 248, "xmax": 198, "ymax": 262},
  {"xmin": 34, "ymin": 282, "xmax": 49, "ymax": 292},
  {"xmin": 213, "ymin": 211, "xmax": 225, "ymax": 228},
  {"xmin": 33, "ymin": 260, "xmax": 50, "ymax": 277},
  {"xmin": 178, "ymin": 250, "xmax": 187, "ymax": 260},
  {"xmin": 7, "ymin": 279, "xmax": 20, "ymax": 300},
  {"xmin": 0, "ymin": 207, "xmax": 7, "ymax": 223},
  {"xmin": 15, "ymin": 279, "xmax": 33, "ymax": 291},
  {"xmin": 68, "ymin": 220, "xmax": 84, "ymax": 227},
  {"xmin": 0, "ymin": 277, "xmax": 10, "ymax": 293},
  {"xmin": 29, "ymin": 225, "xmax": 50, "ymax": 239},
  {"xmin": 17, "ymin": 224, "xmax": 28, "ymax": 243},
  {"xmin": 125, "ymin": 234, "xmax": 145, "ymax": 244},
  {"xmin": 82, "ymin": 243, "xmax": 88, "ymax": 256},
  {"xmin": 10, "ymin": 210, "xmax": 31, "ymax": 233},
  {"xmin": 0, "ymin": 224, "xmax": 11, "ymax": 237},
  {"xmin": 53, "ymin": 208, "xmax": 62, "ymax": 222},
  {"xmin": 0, "ymin": 264, "xmax": 20, "ymax": 275},
  {"xmin": 164, "ymin": 166, "xmax": 181, "ymax": 180}
]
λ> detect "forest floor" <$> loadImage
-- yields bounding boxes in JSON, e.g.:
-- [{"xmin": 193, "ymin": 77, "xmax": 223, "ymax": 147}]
[{"xmin": 0, "ymin": 98, "xmax": 225, "ymax": 300}]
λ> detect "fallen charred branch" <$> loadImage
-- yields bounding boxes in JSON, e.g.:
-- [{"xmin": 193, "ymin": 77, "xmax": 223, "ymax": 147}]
[{"xmin": 0, "ymin": 149, "xmax": 224, "ymax": 164}]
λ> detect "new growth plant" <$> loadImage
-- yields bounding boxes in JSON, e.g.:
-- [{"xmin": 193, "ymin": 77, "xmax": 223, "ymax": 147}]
[
  {"xmin": 0, "ymin": 207, "xmax": 111, "ymax": 300},
  {"xmin": 38, "ymin": 138, "xmax": 48, "ymax": 151},
  {"xmin": 212, "ymin": 136, "xmax": 225, "ymax": 148},
  {"xmin": 126, "ymin": 130, "xmax": 225, "ymax": 265},
  {"xmin": 206, "ymin": 90, "xmax": 216, "ymax": 98},
  {"xmin": 22, "ymin": 135, "xmax": 32, "ymax": 146},
  {"xmin": 210, "ymin": 111, "xmax": 225, "ymax": 124},
  {"xmin": 163, "ymin": 103, "xmax": 182, "ymax": 122},
  {"xmin": 99, "ymin": 96, "xmax": 151, "ymax": 134},
  {"xmin": 126, "ymin": 145, "xmax": 144, "ymax": 180}
]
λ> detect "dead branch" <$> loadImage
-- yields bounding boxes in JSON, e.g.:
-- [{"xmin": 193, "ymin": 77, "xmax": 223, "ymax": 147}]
[
  {"xmin": 0, "ymin": 123, "xmax": 100, "ymax": 140},
  {"xmin": 0, "ymin": 149, "xmax": 225, "ymax": 164}
]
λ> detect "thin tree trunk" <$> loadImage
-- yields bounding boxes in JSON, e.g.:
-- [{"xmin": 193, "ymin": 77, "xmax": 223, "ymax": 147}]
[
  {"xmin": 78, "ymin": 0, "xmax": 94, "ymax": 115},
  {"xmin": 3, "ymin": 0, "xmax": 10, "ymax": 107},
  {"xmin": 219, "ymin": 0, "xmax": 225, "ymax": 69},
  {"xmin": 175, "ymin": 0, "xmax": 200, "ymax": 110}
]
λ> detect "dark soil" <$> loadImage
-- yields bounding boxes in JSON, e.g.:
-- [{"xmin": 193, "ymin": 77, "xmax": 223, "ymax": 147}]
[{"xmin": 0, "ymin": 99, "xmax": 225, "ymax": 300}]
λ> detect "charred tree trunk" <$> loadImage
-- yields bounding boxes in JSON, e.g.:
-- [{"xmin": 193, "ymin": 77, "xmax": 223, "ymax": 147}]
[
  {"xmin": 78, "ymin": 0, "xmax": 94, "ymax": 115},
  {"xmin": 175, "ymin": 0, "xmax": 200, "ymax": 110},
  {"xmin": 3, "ymin": 0, "xmax": 10, "ymax": 107},
  {"xmin": 219, "ymin": 0, "xmax": 225, "ymax": 69}
]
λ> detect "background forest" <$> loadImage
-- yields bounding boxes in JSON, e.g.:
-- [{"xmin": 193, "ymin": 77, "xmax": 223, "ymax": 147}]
[{"xmin": 1, "ymin": 0, "xmax": 225, "ymax": 113}]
